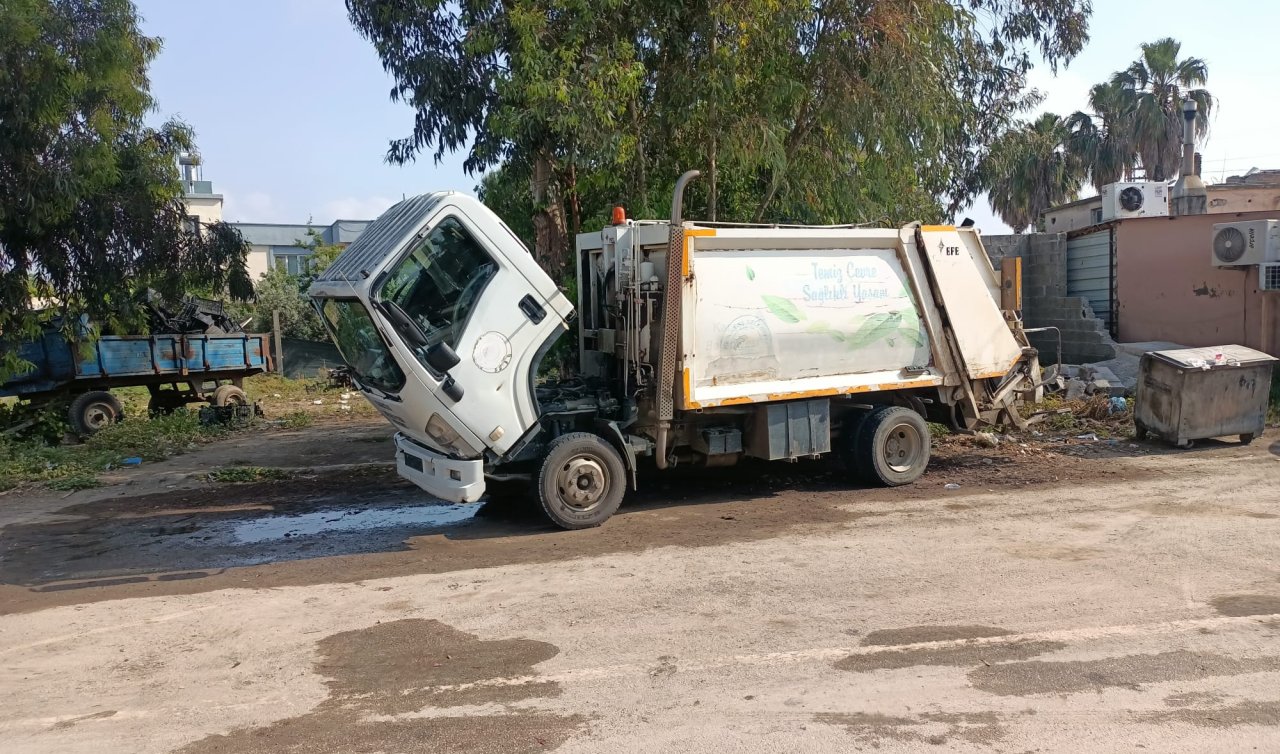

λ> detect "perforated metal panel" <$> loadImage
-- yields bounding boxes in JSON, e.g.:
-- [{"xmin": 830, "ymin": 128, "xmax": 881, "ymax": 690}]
[{"xmin": 656, "ymin": 226, "xmax": 685, "ymax": 422}]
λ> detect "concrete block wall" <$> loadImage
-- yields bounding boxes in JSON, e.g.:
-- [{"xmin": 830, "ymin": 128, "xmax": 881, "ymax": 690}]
[{"xmin": 983, "ymin": 233, "xmax": 1118, "ymax": 364}]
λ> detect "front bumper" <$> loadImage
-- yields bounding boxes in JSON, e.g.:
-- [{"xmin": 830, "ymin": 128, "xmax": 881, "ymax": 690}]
[{"xmin": 394, "ymin": 433, "xmax": 486, "ymax": 503}]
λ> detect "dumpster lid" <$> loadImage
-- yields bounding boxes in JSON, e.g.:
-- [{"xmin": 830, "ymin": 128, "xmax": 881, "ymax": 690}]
[{"xmin": 1149, "ymin": 344, "xmax": 1277, "ymax": 369}]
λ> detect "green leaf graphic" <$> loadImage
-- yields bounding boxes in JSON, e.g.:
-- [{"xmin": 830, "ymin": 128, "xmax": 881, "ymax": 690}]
[
  {"xmin": 898, "ymin": 326, "xmax": 925, "ymax": 347},
  {"xmin": 762, "ymin": 294, "xmax": 804, "ymax": 323},
  {"xmin": 746, "ymin": 265, "xmax": 755, "ymax": 281},
  {"xmin": 844, "ymin": 312, "xmax": 901, "ymax": 349}
]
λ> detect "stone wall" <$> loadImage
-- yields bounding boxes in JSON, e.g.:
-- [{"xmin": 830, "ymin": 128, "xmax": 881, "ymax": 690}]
[{"xmin": 983, "ymin": 233, "xmax": 1118, "ymax": 364}]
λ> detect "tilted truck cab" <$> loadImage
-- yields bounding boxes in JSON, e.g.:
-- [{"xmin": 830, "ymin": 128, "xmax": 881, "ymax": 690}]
[{"xmin": 310, "ymin": 174, "xmax": 1038, "ymax": 529}]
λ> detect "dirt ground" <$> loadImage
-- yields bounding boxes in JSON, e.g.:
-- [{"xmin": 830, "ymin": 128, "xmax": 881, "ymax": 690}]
[{"xmin": 2, "ymin": 417, "xmax": 1279, "ymax": 752}]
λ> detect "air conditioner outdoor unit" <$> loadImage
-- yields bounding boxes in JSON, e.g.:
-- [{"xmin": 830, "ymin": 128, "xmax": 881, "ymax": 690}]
[
  {"xmin": 1100, "ymin": 181, "xmax": 1169, "ymax": 221},
  {"xmin": 1210, "ymin": 220, "xmax": 1280, "ymax": 267},
  {"xmin": 1260, "ymin": 263, "xmax": 1280, "ymax": 291}
]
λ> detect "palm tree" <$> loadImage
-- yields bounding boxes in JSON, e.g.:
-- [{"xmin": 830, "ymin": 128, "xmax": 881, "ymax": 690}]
[
  {"xmin": 983, "ymin": 113, "xmax": 1085, "ymax": 233},
  {"xmin": 1067, "ymin": 80, "xmax": 1138, "ymax": 191},
  {"xmin": 1112, "ymin": 37, "xmax": 1212, "ymax": 182}
]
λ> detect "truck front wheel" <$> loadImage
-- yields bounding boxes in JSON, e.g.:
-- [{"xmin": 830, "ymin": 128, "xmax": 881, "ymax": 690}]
[
  {"xmin": 854, "ymin": 405, "xmax": 931, "ymax": 486},
  {"xmin": 537, "ymin": 432, "xmax": 626, "ymax": 530}
]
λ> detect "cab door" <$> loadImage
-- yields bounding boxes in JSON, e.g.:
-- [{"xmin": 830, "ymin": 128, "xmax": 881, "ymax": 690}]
[{"xmin": 373, "ymin": 196, "xmax": 570, "ymax": 456}]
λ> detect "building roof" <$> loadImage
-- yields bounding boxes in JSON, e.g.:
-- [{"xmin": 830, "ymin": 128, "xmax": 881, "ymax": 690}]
[{"xmin": 231, "ymin": 219, "xmax": 372, "ymax": 247}]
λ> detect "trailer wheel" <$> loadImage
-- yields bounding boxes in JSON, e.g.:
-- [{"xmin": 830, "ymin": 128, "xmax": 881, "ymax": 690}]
[
  {"xmin": 854, "ymin": 405, "xmax": 930, "ymax": 487},
  {"xmin": 211, "ymin": 385, "xmax": 248, "ymax": 407},
  {"xmin": 537, "ymin": 432, "xmax": 626, "ymax": 530},
  {"xmin": 69, "ymin": 391, "xmax": 123, "ymax": 436}
]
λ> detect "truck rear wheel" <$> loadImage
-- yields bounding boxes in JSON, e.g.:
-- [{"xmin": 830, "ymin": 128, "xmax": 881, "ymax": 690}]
[
  {"xmin": 854, "ymin": 405, "xmax": 930, "ymax": 486},
  {"xmin": 537, "ymin": 432, "xmax": 626, "ymax": 530},
  {"xmin": 69, "ymin": 391, "xmax": 123, "ymax": 436}
]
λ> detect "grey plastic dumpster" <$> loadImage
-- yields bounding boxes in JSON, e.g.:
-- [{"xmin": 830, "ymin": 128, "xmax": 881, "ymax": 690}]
[{"xmin": 1134, "ymin": 345, "xmax": 1277, "ymax": 448}]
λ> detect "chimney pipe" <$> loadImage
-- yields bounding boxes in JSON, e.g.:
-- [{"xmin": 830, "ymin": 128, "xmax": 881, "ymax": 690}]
[
  {"xmin": 1180, "ymin": 100, "xmax": 1197, "ymax": 179},
  {"xmin": 1171, "ymin": 98, "xmax": 1207, "ymax": 215}
]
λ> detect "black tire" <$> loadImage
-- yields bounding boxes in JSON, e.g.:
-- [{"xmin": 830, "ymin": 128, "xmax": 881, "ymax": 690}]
[
  {"xmin": 1240, "ymin": 433, "xmax": 1256, "ymax": 445},
  {"xmin": 537, "ymin": 432, "xmax": 627, "ymax": 529},
  {"xmin": 211, "ymin": 384, "xmax": 247, "ymax": 407},
  {"xmin": 68, "ymin": 391, "xmax": 123, "ymax": 436},
  {"xmin": 1134, "ymin": 423, "xmax": 1149, "ymax": 441},
  {"xmin": 853, "ymin": 405, "xmax": 931, "ymax": 487}
]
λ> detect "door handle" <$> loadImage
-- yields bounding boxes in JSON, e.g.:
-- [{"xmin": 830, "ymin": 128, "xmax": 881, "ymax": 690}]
[{"xmin": 518, "ymin": 294, "xmax": 547, "ymax": 324}]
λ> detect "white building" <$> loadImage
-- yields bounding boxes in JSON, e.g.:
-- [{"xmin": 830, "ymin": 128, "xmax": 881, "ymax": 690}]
[{"xmin": 180, "ymin": 159, "xmax": 372, "ymax": 283}]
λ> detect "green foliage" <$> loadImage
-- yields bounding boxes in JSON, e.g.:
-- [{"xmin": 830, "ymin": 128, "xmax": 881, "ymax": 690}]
[
  {"xmin": 0, "ymin": 398, "xmax": 71, "ymax": 445},
  {"xmin": 1111, "ymin": 37, "xmax": 1212, "ymax": 182},
  {"xmin": 208, "ymin": 466, "xmax": 294, "ymax": 483},
  {"xmin": 84, "ymin": 410, "xmax": 215, "ymax": 461},
  {"xmin": 251, "ymin": 227, "xmax": 345, "ymax": 339},
  {"xmin": 348, "ymin": 0, "xmax": 1091, "ymax": 274},
  {"xmin": 1066, "ymin": 80, "xmax": 1139, "ymax": 192},
  {"xmin": 280, "ymin": 411, "xmax": 314, "ymax": 429},
  {"xmin": 0, "ymin": 0, "xmax": 252, "ymax": 380},
  {"xmin": 982, "ymin": 113, "xmax": 1085, "ymax": 232},
  {"xmin": 0, "ymin": 408, "xmax": 227, "ymax": 491}
]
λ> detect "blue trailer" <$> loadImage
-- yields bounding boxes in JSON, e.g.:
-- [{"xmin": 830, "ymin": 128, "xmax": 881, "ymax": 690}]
[{"xmin": 2, "ymin": 330, "xmax": 272, "ymax": 435}]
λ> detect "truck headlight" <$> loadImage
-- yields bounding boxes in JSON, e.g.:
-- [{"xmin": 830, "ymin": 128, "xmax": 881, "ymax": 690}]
[{"xmin": 425, "ymin": 413, "xmax": 477, "ymax": 457}]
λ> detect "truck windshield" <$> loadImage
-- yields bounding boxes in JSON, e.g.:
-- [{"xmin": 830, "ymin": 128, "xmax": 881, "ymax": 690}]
[
  {"xmin": 377, "ymin": 216, "xmax": 497, "ymax": 350},
  {"xmin": 319, "ymin": 299, "xmax": 406, "ymax": 393}
]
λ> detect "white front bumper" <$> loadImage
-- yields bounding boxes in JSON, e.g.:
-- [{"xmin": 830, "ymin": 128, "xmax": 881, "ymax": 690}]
[{"xmin": 394, "ymin": 433, "xmax": 486, "ymax": 503}]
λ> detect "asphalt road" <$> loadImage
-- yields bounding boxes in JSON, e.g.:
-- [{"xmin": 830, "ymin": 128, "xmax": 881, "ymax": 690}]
[{"xmin": 2, "ymin": 425, "xmax": 1279, "ymax": 752}]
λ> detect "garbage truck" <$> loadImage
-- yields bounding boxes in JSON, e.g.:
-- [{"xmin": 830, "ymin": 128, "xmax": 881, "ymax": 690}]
[{"xmin": 309, "ymin": 171, "xmax": 1038, "ymax": 529}]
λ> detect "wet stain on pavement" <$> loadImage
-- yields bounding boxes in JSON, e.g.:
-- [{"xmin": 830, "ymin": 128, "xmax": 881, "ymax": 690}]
[
  {"xmin": 969, "ymin": 650, "xmax": 1280, "ymax": 696},
  {"xmin": 834, "ymin": 625, "xmax": 1064, "ymax": 672},
  {"xmin": 179, "ymin": 619, "xmax": 583, "ymax": 753},
  {"xmin": 860, "ymin": 625, "xmax": 1014, "ymax": 646},
  {"xmin": 0, "ymin": 473, "xmax": 482, "ymax": 587},
  {"xmin": 1142, "ymin": 699, "xmax": 1280, "ymax": 728},
  {"xmin": 815, "ymin": 710, "xmax": 1008, "ymax": 747},
  {"xmin": 0, "ymin": 450, "xmax": 1166, "ymax": 615},
  {"xmin": 1211, "ymin": 594, "xmax": 1280, "ymax": 617}
]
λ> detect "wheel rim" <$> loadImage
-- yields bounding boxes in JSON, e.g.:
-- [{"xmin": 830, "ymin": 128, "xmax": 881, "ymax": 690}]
[
  {"xmin": 84, "ymin": 403, "xmax": 114, "ymax": 430},
  {"xmin": 556, "ymin": 455, "xmax": 608, "ymax": 512},
  {"xmin": 225, "ymin": 394, "xmax": 246, "ymax": 406},
  {"xmin": 881, "ymin": 422, "xmax": 925, "ymax": 474}
]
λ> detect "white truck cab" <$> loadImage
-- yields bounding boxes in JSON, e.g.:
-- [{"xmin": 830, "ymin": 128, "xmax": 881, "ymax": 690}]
[
  {"xmin": 312, "ymin": 174, "xmax": 1038, "ymax": 529},
  {"xmin": 309, "ymin": 193, "xmax": 573, "ymax": 503}
]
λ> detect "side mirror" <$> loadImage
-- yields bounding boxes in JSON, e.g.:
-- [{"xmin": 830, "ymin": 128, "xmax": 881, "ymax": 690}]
[{"xmin": 425, "ymin": 342, "xmax": 461, "ymax": 373}]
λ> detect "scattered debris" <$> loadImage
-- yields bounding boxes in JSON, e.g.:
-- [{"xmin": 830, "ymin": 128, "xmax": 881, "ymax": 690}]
[
  {"xmin": 944, "ymin": 483, "xmax": 961, "ymax": 490},
  {"xmin": 1075, "ymin": 433, "xmax": 1099, "ymax": 441},
  {"xmin": 974, "ymin": 432, "xmax": 999, "ymax": 448}
]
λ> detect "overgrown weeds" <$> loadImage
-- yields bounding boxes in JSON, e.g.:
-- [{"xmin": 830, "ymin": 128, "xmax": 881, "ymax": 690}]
[
  {"xmin": 207, "ymin": 466, "xmax": 294, "ymax": 483},
  {"xmin": 1, "ymin": 410, "xmax": 236, "ymax": 492}
]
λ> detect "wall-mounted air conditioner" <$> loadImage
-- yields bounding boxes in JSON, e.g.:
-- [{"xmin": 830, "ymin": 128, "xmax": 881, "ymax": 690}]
[
  {"xmin": 1100, "ymin": 182, "xmax": 1169, "ymax": 221},
  {"xmin": 1210, "ymin": 220, "xmax": 1280, "ymax": 267}
]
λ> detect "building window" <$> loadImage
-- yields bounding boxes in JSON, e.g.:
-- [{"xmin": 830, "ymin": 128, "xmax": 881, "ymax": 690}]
[
  {"xmin": 274, "ymin": 253, "xmax": 312, "ymax": 276},
  {"xmin": 185, "ymin": 215, "xmax": 200, "ymax": 235},
  {"xmin": 1091, "ymin": 208, "xmax": 1103, "ymax": 225}
]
